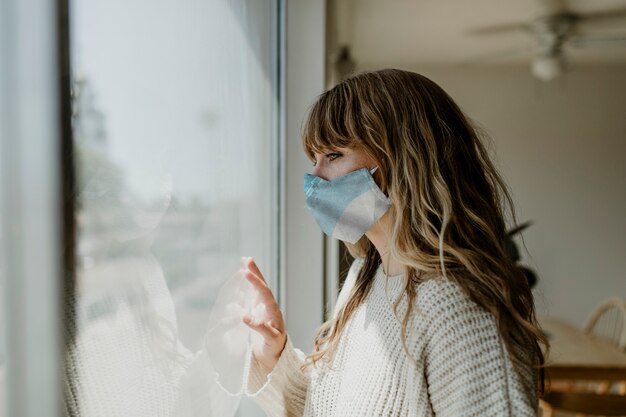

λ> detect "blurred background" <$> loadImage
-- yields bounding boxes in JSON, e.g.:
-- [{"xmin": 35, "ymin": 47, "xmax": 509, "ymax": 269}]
[
  {"xmin": 327, "ymin": 0, "xmax": 626, "ymax": 326},
  {"xmin": 1, "ymin": 0, "xmax": 625, "ymax": 416}
]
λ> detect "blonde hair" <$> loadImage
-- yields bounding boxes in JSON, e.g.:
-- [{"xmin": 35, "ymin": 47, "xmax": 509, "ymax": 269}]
[{"xmin": 300, "ymin": 69, "xmax": 548, "ymax": 396}]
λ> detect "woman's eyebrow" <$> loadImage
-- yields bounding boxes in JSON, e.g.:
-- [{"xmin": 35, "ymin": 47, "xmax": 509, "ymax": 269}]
[{"xmin": 322, "ymin": 146, "xmax": 346, "ymax": 154}]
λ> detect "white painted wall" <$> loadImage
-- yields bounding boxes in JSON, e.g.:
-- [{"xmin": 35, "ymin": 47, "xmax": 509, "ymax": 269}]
[{"xmin": 357, "ymin": 64, "xmax": 626, "ymax": 326}]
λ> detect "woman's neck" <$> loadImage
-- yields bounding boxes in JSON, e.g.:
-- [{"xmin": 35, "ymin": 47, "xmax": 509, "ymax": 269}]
[{"xmin": 365, "ymin": 211, "xmax": 404, "ymax": 277}]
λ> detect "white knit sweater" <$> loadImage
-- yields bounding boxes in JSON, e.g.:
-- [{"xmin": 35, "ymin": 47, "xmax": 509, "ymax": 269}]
[{"xmin": 245, "ymin": 259, "xmax": 538, "ymax": 416}]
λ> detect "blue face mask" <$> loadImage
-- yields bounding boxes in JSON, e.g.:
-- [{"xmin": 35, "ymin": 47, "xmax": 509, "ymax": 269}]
[{"xmin": 303, "ymin": 167, "xmax": 392, "ymax": 244}]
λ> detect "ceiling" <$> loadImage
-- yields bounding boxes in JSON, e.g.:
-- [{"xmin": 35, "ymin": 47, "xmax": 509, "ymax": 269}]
[{"xmin": 331, "ymin": 0, "xmax": 626, "ymax": 67}]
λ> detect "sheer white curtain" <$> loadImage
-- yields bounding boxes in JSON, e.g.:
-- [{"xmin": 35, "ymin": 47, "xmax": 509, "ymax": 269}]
[{"xmin": 67, "ymin": 0, "xmax": 278, "ymax": 415}]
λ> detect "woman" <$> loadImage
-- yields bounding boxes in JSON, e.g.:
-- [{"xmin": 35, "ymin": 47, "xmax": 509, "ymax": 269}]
[{"xmin": 240, "ymin": 69, "xmax": 547, "ymax": 416}]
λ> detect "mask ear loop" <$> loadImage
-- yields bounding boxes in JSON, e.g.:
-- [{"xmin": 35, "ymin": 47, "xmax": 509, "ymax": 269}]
[{"xmin": 369, "ymin": 166, "xmax": 378, "ymax": 174}]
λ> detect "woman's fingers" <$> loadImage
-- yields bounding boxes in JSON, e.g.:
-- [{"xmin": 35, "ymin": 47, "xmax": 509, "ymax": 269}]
[
  {"xmin": 267, "ymin": 318, "xmax": 284, "ymax": 333},
  {"xmin": 246, "ymin": 257, "xmax": 267, "ymax": 285},
  {"xmin": 241, "ymin": 258, "xmax": 285, "ymax": 335},
  {"xmin": 243, "ymin": 267, "xmax": 280, "ymax": 306},
  {"xmin": 245, "ymin": 272, "xmax": 283, "ymax": 317},
  {"xmin": 244, "ymin": 271, "xmax": 272, "ymax": 296},
  {"xmin": 242, "ymin": 315, "xmax": 281, "ymax": 339},
  {"xmin": 239, "ymin": 260, "xmax": 287, "ymax": 370}
]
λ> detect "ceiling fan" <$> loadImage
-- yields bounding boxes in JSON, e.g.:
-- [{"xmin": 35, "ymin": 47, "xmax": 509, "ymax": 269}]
[{"xmin": 469, "ymin": 1, "xmax": 626, "ymax": 81}]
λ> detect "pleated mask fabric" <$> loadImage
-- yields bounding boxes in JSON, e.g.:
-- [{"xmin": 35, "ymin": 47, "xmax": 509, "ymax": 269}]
[{"xmin": 303, "ymin": 167, "xmax": 392, "ymax": 244}]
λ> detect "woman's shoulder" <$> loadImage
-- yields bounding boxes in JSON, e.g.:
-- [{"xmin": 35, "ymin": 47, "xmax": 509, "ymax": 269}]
[
  {"xmin": 417, "ymin": 277, "xmax": 539, "ymax": 415},
  {"xmin": 415, "ymin": 275, "xmax": 495, "ymax": 326},
  {"xmin": 416, "ymin": 275, "xmax": 470, "ymax": 305}
]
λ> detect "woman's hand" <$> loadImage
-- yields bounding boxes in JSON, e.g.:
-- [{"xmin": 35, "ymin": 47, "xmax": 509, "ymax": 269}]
[{"xmin": 241, "ymin": 257, "xmax": 287, "ymax": 373}]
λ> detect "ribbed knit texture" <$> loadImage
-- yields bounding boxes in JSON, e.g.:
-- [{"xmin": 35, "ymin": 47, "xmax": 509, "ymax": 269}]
[{"xmin": 246, "ymin": 259, "xmax": 538, "ymax": 417}]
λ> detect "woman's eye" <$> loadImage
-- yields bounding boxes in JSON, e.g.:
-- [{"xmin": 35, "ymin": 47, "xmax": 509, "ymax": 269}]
[
  {"xmin": 311, "ymin": 152, "xmax": 341, "ymax": 166},
  {"xmin": 327, "ymin": 153, "xmax": 342, "ymax": 162}
]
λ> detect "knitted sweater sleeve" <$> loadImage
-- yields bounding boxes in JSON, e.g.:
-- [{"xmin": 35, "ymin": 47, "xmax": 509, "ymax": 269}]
[
  {"xmin": 244, "ymin": 258, "xmax": 363, "ymax": 416},
  {"xmin": 421, "ymin": 279, "xmax": 538, "ymax": 417},
  {"xmin": 245, "ymin": 333, "xmax": 311, "ymax": 417}
]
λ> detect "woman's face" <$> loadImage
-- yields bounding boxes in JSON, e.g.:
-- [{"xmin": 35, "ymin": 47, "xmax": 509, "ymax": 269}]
[{"xmin": 310, "ymin": 146, "xmax": 376, "ymax": 181}]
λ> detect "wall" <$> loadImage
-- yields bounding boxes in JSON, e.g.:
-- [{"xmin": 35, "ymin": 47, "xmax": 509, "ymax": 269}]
[{"xmin": 358, "ymin": 64, "xmax": 626, "ymax": 325}]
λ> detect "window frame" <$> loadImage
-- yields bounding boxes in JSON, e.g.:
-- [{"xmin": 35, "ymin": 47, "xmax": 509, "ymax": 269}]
[
  {"xmin": 0, "ymin": 0, "xmax": 67, "ymax": 416},
  {"xmin": 281, "ymin": 0, "xmax": 328, "ymax": 351},
  {"xmin": 0, "ymin": 0, "xmax": 330, "ymax": 414}
]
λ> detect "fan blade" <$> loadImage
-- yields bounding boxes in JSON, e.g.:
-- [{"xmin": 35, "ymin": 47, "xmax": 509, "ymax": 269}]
[
  {"xmin": 536, "ymin": 0, "xmax": 568, "ymax": 15},
  {"xmin": 467, "ymin": 22, "xmax": 529, "ymax": 36},
  {"xmin": 570, "ymin": 33, "xmax": 626, "ymax": 47},
  {"xmin": 467, "ymin": 0, "xmax": 571, "ymax": 36},
  {"xmin": 580, "ymin": 7, "xmax": 626, "ymax": 26},
  {"xmin": 453, "ymin": 43, "xmax": 534, "ymax": 67}
]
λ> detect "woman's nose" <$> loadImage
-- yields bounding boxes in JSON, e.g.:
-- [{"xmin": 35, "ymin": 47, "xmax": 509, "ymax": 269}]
[{"xmin": 312, "ymin": 164, "xmax": 327, "ymax": 181}]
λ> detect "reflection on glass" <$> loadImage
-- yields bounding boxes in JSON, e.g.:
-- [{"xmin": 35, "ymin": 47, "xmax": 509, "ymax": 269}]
[{"xmin": 67, "ymin": 0, "xmax": 277, "ymax": 416}]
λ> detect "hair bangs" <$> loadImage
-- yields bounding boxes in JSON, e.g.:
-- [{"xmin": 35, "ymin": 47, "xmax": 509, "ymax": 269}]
[{"xmin": 302, "ymin": 87, "xmax": 357, "ymax": 160}]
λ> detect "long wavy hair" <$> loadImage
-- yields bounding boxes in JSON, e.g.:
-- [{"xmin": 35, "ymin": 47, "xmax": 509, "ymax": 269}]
[{"xmin": 300, "ymin": 69, "xmax": 548, "ymax": 396}]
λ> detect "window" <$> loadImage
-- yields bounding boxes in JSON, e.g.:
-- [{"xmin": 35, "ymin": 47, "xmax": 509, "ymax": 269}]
[
  {"xmin": 1, "ymin": 1, "xmax": 341, "ymax": 416},
  {"xmin": 66, "ymin": 0, "xmax": 280, "ymax": 415}
]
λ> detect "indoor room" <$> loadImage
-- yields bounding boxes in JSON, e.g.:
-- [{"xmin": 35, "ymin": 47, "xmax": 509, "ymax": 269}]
[{"xmin": 1, "ymin": 1, "xmax": 625, "ymax": 416}]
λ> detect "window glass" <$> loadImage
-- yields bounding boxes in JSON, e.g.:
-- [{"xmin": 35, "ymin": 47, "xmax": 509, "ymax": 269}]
[{"xmin": 68, "ymin": 0, "xmax": 278, "ymax": 415}]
